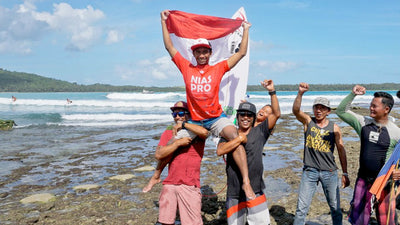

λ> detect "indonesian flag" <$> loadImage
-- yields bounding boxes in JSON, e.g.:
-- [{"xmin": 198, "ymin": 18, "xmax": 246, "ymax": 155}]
[
  {"xmin": 370, "ymin": 140, "xmax": 400, "ymax": 200},
  {"xmin": 166, "ymin": 8, "xmax": 250, "ymax": 121}
]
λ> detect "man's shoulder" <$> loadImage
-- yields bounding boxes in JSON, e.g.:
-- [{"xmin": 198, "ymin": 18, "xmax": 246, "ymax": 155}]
[
  {"xmin": 172, "ymin": 51, "xmax": 191, "ymax": 65},
  {"xmin": 253, "ymin": 119, "xmax": 269, "ymax": 132},
  {"xmin": 386, "ymin": 120, "xmax": 400, "ymax": 136}
]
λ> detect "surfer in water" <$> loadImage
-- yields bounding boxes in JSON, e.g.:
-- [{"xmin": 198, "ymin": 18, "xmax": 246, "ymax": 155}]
[
  {"xmin": 217, "ymin": 79, "xmax": 280, "ymax": 225},
  {"xmin": 158, "ymin": 9, "xmax": 255, "ymax": 199}
]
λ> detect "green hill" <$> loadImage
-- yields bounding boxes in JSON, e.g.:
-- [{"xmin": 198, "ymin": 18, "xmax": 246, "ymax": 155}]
[
  {"xmin": 1, "ymin": 68, "xmax": 399, "ymax": 92},
  {"xmin": 0, "ymin": 69, "xmax": 184, "ymax": 92}
]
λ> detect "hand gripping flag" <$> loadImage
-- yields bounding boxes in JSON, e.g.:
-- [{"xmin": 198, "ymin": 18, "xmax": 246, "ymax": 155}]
[
  {"xmin": 370, "ymin": 140, "xmax": 400, "ymax": 200},
  {"xmin": 166, "ymin": 8, "xmax": 249, "ymax": 122}
]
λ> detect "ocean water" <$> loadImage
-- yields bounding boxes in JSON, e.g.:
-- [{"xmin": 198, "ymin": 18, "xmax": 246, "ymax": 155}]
[
  {"xmin": 3, "ymin": 90, "xmax": 398, "ymax": 128},
  {"xmin": 0, "ymin": 90, "xmax": 399, "ymax": 197}
]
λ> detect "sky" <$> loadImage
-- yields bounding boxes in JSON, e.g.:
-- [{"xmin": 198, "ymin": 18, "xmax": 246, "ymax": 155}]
[{"xmin": 0, "ymin": 0, "xmax": 399, "ymax": 87}]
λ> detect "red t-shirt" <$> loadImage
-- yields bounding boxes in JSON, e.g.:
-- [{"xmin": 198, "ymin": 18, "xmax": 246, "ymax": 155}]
[
  {"xmin": 172, "ymin": 52, "xmax": 230, "ymax": 121},
  {"xmin": 159, "ymin": 126, "xmax": 205, "ymax": 188}
]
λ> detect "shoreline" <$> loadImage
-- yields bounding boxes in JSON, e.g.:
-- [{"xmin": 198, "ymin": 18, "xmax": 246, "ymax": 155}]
[{"xmin": 0, "ymin": 108, "xmax": 399, "ymax": 224}]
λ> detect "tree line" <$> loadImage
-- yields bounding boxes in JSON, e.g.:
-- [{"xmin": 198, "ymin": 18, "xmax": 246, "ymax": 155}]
[{"xmin": 1, "ymin": 68, "xmax": 398, "ymax": 92}]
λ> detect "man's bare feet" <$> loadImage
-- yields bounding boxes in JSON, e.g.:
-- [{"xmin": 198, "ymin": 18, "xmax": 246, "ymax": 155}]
[
  {"xmin": 242, "ymin": 182, "xmax": 256, "ymax": 200},
  {"xmin": 142, "ymin": 176, "xmax": 161, "ymax": 193}
]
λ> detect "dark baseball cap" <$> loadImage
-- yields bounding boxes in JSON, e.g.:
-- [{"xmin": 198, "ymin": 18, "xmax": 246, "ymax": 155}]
[
  {"xmin": 170, "ymin": 101, "xmax": 189, "ymax": 112},
  {"xmin": 237, "ymin": 102, "xmax": 257, "ymax": 115}
]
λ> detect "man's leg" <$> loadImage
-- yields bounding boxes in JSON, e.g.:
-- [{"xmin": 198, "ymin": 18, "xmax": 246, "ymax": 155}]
[
  {"xmin": 176, "ymin": 184, "xmax": 203, "ymax": 225},
  {"xmin": 376, "ymin": 186, "xmax": 396, "ymax": 225},
  {"xmin": 349, "ymin": 177, "xmax": 373, "ymax": 225},
  {"xmin": 158, "ymin": 184, "xmax": 178, "ymax": 225},
  {"xmin": 220, "ymin": 125, "xmax": 255, "ymax": 200},
  {"xmin": 320, "ymin": 170, "xmax": 342, "ymax": 225},
  {"xmin": 246, "ymin": 192, "xmax": 271, "ymax": 225},
  {"xmin": 293, "ymin": 167, "xmax": 319, "ymax": 225},
  {"xmin": 349, "ymin": 178, "xmax": 372, "ymax": 224},
  {"xmin": 226, "ymin": 196, "xmax": 247, "ymax": 225},
  {"xmin": 142, "ymin": 155, "xmax": 171, "ymax": 193}
]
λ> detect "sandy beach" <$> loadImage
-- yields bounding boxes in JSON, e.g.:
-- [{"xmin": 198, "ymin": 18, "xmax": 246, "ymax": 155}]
[{"xmin": 1, "ymin": 108, "xmax": 400, "ymax": 225}]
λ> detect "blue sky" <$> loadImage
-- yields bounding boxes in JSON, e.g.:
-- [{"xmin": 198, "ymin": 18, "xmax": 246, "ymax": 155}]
[{"xmin": 0, "ymin": 0, "xmax": 399, "ymax": 87}]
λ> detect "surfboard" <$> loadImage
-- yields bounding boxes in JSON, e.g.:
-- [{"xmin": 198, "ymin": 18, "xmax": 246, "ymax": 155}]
[{"xmin": 219, "ymin": 7, "xmax": 249, "ymax": 122}]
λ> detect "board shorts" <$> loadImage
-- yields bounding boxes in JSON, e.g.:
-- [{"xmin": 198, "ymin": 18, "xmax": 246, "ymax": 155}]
[
  {"xmin": 158, "ymin": 184, "xmax": 203, "ymax": 225},
  {"xmin": 226, "ymin": 192, "xmax": 271, "ymax": 225},
  {"xmin": 189, "ymin": 113, "xmax": 233, "ymax": 137}
]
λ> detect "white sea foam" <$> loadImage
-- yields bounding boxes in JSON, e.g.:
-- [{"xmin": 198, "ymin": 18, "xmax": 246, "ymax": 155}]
[
  {"xmin": 1, "ymin": 91, "xmax": 398, "ymax": 128},
  {"xmin": 62, "ymin": 113, "xmax": 170, "ymax": 122},
  {"xmin": 106, "ymin": 92, "xmax": 185, "ymax": 100}
]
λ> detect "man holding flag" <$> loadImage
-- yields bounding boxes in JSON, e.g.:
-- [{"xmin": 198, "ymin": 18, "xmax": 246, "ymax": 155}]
[
  {"xmin": 160, "ymin": 9, "xmax": 256, "ymax": 200},
  {"xmin": 336, "ymin": 85, "xmax": 400, "ymax": 225}
]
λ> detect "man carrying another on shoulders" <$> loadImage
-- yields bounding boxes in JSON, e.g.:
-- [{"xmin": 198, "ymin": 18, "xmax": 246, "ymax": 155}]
[
  {"xmin": 155, "ymin": 101, "xmax": 208, "ymax": 225},
  {"xmin": 217, "ymin": 79, "xmax": 280, "ymax": 225}
]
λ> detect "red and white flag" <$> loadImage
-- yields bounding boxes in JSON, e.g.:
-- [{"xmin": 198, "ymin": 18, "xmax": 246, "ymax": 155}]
[{"xmin": 166, "ymin": 7, "xmax": 250, "ymax": 121}]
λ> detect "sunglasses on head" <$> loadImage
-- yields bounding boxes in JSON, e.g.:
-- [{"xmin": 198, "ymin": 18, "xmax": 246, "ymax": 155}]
[
  {"xmin": 237, "ymin": 111, "xmax": 254, "ymax": 117},
  {"xmin": 172, "ymin": 111, "xmax": 188, "ymax": 118}
]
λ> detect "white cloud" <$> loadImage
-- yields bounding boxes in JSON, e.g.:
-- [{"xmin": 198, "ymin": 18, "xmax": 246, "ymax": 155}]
[
  {"xmin": 115, "ymin": 56, "xmax": 178, "ymax": 84},
  {"xmin": 250, "ymin": 40, "xmax": 278, "ymax": 53},
  {"xmin": 0, "ymin": 1, "xmax": 105, "ymax": 53},
  {"xmin": 154, "ymin": 56, "xmax": 173, "ymax": 70},
  {"xmin": 34, "ymin": 3, "xmax": 104, "ymax": 51},
  {"xmin": 151, "ymin": 69, "xmax": 168, "ymax": 80},
  {"xmin": 254, "ymin": 60, "xmax": 302, "ymax": 73},
  {"xmin": 106, "ymin": 30, "xmax": 124, "ymax": 44},
  {"xmin": 138, "ymin": 59, "xmax": 151, "ymax": 66},
  {"xmin": 0, "ymin": 3, "xmax": 47, "ymax": 54},
  {"xmin": 0, "ymin": 38, "xmax": 32, "ymax": 54}
]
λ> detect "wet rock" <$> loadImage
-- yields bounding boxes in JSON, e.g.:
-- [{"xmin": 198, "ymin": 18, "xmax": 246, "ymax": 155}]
[
  {"xmin": 109, "ymin": 174, "xmax": 135, "ymax": 182},
  {"xmin": 23, "ymin": 210, "xmax": 40, "ymax": 224},
  {"xmin": 269, "ymin": 205, "xmax": 294, "ymax": 225},
  {"xmin": 20, "ymin": 193, "xmax": 56, "ymax": 204},
  {"xmin": 96, "ymin": 217, "xmax": 107, "ymax": 223},
  {"xmin": 264, "ymin": 146, "xmax": 280, "ymax": 150},
  {"xmin": 0, "ymin": 192, "xmax": 8, "ymax": 198},
  {"xmin": 133, "ymin": 165, "xmax": 155, "ymax": 172},
  {"xmin": 73, "ymin": 184, "xmax": 100, "ymax": 192},
  {"xmin": 39, "ymin": 201, "xmax": 55, "ymax": 212},
  {"xmin": 201, "ymin": 186, "xmax": 218, "ymax": 212}
]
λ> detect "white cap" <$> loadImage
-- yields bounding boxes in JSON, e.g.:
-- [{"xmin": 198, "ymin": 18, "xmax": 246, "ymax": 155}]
[{"xmin": 191, "ymin": 38, "xmax": 212, "ymax": 51}]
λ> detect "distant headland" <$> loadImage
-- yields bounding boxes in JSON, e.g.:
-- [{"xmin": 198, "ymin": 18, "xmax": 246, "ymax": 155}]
[{"xmin": 1, "ymin": 68, "xmax": 398, "ymax": 92}]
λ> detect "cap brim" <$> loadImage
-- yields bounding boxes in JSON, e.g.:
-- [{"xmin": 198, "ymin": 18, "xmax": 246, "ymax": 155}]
[
  {"xmin": 237, "ymin": 109, "xmax": 256, "ymax": 114},
  {"xmin": 191, "ymin": 44, "xmax": 211, "ymax": 51},
  {"xmin": 170, "ymin": 107, "xmax": 188, "ymax": 111},
  {"xmin": 313, "ymin": 104, "xmax": 331, "ymax": 109}
]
